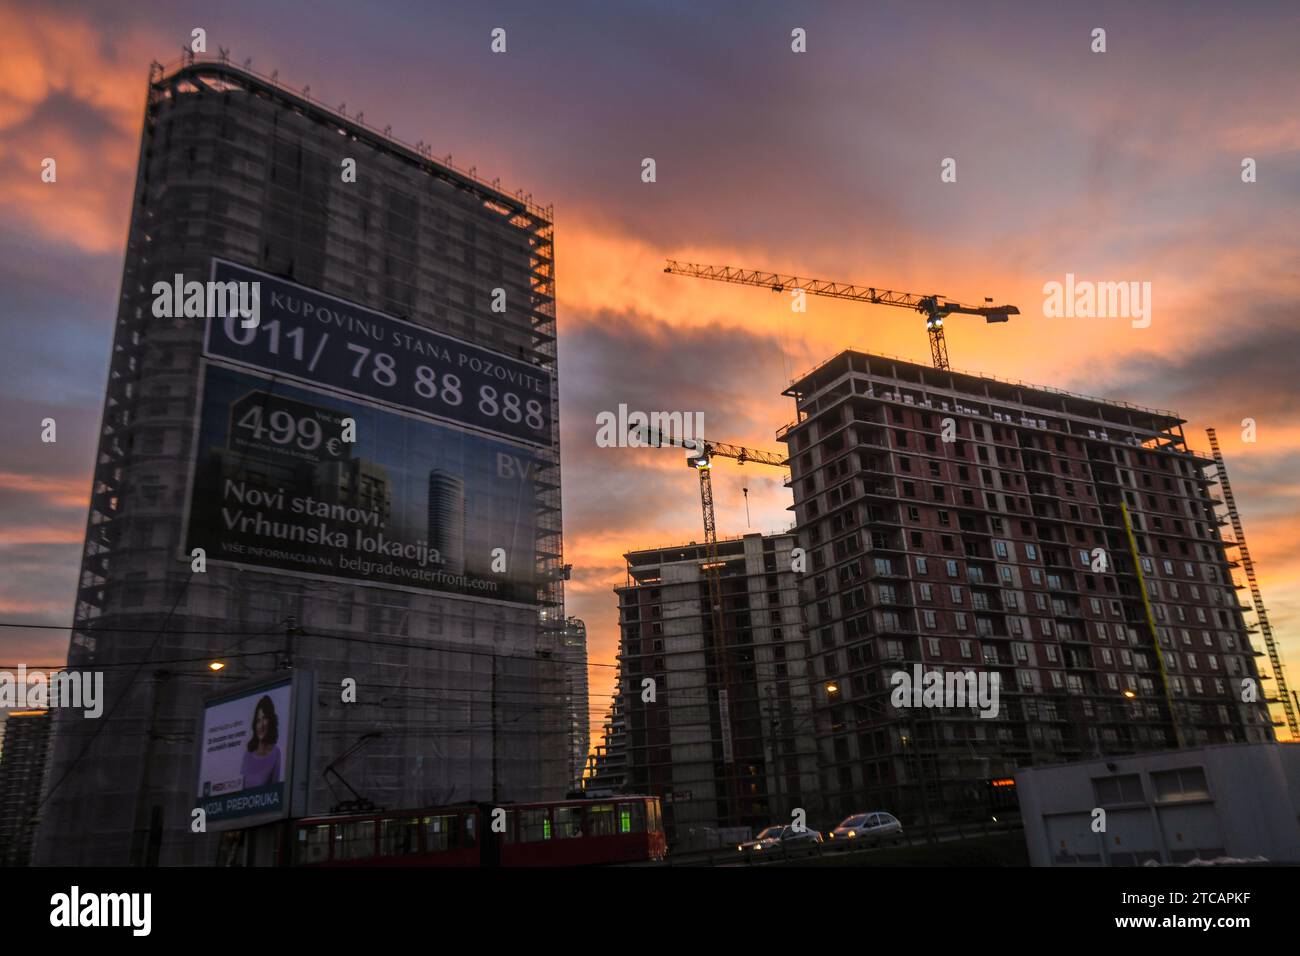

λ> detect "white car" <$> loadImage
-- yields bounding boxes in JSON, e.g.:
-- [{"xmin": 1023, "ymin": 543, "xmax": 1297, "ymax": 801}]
[
  {"xmin": 737, "ymin": 824, "xmax": 824, "ymax": 857},
  {"xmin": 828, "ymin": 811, "xmax": 904, "ymax": 846}
]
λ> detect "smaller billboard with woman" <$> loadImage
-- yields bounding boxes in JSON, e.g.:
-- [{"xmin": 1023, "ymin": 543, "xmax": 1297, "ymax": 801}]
[{"xmin": 196, "ymin": 675, "xmax": 305, "ymax": 829}]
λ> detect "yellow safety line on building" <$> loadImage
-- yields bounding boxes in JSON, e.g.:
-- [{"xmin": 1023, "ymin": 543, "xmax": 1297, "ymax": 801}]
[{"xmin": 1120, "ymin": 500, "xmax": 1186, "ymax": 748}]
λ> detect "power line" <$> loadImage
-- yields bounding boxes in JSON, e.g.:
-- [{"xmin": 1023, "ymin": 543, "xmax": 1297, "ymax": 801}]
[
  {"xmin": 0, "ymin": 619, "xmax": 621, "ymax": 669},
  {"xmin": 35, "ymin": 580, "xmax": 199, "ymax": 814},
  {"xmin": 36, "ymin": 370, "xmax": 305, "ymax": 814}
]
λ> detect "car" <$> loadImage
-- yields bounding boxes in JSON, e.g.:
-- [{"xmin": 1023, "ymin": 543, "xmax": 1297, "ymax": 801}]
[
  {"xmin": 737, "ymin": 824, "xmax": 824, "ymax": 858},
  {"xmin": 827, "ymin": 811, "xmax": 905, "ymax": 847}
]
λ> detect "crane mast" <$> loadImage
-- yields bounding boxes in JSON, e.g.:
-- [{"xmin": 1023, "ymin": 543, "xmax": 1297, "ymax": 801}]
[
  {"xmin": 663, "ymin": 259, "xmax": 1018, "ymax": 371},
  {"xmin": 635, "ymin": 426, "xmax": 787, "ymax": 826}
]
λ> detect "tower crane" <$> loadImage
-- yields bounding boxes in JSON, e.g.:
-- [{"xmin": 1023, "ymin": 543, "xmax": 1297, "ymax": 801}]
[
  {"xmin": 633, "ymin": 425, "xmax": 787, "ymax": 826},
  {"xmin": 664, "ymin": 259, "xmax": 1019, "ymax": 371}
]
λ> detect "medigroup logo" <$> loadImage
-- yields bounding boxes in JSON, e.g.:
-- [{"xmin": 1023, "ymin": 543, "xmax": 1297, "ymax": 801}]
[{"xmin": 0, "ymin": 665, "xmax": 103, "ymax": 718}]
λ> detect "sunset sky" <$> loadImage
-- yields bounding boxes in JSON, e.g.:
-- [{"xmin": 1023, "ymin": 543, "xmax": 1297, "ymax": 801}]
[{"xmin": 1, "ymin": 0, "xmax": 1297, "ymax": 750}]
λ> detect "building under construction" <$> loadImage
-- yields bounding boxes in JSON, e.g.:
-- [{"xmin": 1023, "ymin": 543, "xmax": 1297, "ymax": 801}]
[
  {"xmin": 584, "ymin": 690, "xmax": 627, "ymax": 794},
  {"xmin": 561, "ymin": 617, "xmax": 591, "ymax": 792},
  {"xmin": 0, "ymin": 711, "xmax": 52, "ymax": 866},
  {"xmin": 779, "ymin": 350, "xmax": 1275, "ymax": 825},
  {"xmin": 37, "ymin": 55, "xmax": 568, "ymax": 865},
  {"xmin": 613, "ymin": 532, "xmax": 820, "ymax": 841}
]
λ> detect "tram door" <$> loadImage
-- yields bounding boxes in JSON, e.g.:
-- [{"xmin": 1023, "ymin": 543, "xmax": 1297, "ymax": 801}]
[{"xmin": 215, "ymin": 822, "xmax": 284, "ymax": 867}]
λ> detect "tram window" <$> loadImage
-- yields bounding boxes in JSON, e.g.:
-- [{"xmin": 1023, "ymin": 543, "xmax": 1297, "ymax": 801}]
[
  {"xmin": 295, "ymin": 824, "xmax": 331, "ymax": 865},
  {"xmin": 618, "ymin": 802, "xmax": 646, "ymax": 834},
  {"xmin": 501, "ymin": 810, "xmax": 517, "ymax": 844},
  {"xmin": 554, "ymin": 806, "xmax": 582, "ymax": 839},
  {"xmin": 464, "ymin": 812, "xmax": 477, "ymax": 846},
  {"xmin": 519, "ymin": 808, "xmax": 550, "ymax": 842},
  {"xmin": 424, "ymin": 814, "xmax": 462, "ymax": 852},
  {"xmin": 380, "ymin": 817, "xmax": 421, "ymax": 857},
  {"xmin": 588, "ymin": 804, "xmax": 616, "ymax": 836},
  {"xmin": 335, "ymin": 821, "xmax": 376, "ymax": 861},
  {"xmin": 649, "ymin": 801, "xmax": 661, "ymax": 832}
]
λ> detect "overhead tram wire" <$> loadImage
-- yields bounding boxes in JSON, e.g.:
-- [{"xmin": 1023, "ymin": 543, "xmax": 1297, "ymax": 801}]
[
  {"xmin": 0, "ymin": 619, "xmax": 626, "ymax": 669},
  {"xmin": 37, "ymin": 367, "xmax": 298, "ymax": 812},
  {"xmin": 16, "ymin": 611, "xmax": 1071, "ymax": 759},
  {"xmin": 34, "ymin": 578, "xmax": 199, "ymax": 815}
]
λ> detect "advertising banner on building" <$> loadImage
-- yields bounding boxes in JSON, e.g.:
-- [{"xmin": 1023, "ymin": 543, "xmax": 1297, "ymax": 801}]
[
  {"xmin": 184, "ymin": 362, "xmax": 541, "ymax": 604},
  {"xmin": 196, "ymin": 676, "xmax": 296, "ymax": 829},
  {"xmin": 203, "ymin": 259, "xmax": 553, "ymax": 448}
]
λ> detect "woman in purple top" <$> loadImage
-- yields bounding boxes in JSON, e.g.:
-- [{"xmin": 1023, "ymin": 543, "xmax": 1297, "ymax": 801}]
[{"xmin": 241, "ymin": 695, "xmax": 283, "ymax": 787}]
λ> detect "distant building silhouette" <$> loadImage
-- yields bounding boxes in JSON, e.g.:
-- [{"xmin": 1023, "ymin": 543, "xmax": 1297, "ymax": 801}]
[
  {"xmin": 562, "ymin": 618, "xmax": 590, "ymax": 791},
  {"xmin": 0, "ymin": 711, "xmax": 51, "ymax": 866}
]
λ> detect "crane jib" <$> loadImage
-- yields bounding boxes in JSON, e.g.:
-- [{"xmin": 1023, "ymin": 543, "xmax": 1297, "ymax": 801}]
[{"xmin": 664, "ymin": 258, "xmax": 1018, "ymax": 369}]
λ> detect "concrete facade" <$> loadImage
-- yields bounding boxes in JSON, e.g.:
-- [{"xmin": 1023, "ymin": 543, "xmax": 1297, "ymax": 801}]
[{"xmin": 614, "ymin": 532, "xmax": 821, "ymax": 841}]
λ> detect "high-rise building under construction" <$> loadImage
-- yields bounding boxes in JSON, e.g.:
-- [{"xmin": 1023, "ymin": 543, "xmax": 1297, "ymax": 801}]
[
  {"xmin": 0, "ymin": 711, "xmax": 52, "ymax": 866},
  {"xmin": 779, "ymin": 350, "xmax": 1274, "ymax": 824},
  {"xmin": 561, "ymin": 617, "xmax": 591, "ymax": 792},
  {"xmin": 37, "ymin": 55, "xmax": 566, "ymax": 865},
  {"xmin": 614, "ymin": 532, "xmax": 821, "ymax": 841}
]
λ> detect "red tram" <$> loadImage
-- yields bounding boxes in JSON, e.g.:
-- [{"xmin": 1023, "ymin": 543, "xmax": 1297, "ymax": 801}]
[{"xmin": 221, "ymin": 795, "xmax": 666, "ymax": 867}]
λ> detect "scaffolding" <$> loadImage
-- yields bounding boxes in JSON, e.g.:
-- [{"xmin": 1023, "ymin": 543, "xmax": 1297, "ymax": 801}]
[
  {"xmin": 44, "ymin": 54, "xmax": 569, "ymax": 865},
  {"xmin": 1206, "ymin": 428, "xmax": 1299, "ymax": 740}
]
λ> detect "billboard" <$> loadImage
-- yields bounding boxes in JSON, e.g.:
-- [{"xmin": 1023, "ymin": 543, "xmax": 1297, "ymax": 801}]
[
  {"xmin": 204, "ymin": 259, "xmax": 553, "ymax": 448},
  {"xmin": 195, "ymin": 673, "xmax": 313, "ymax": 830},
  {"xmin": 184, "ymin": 362, "xmax": 541, "ymax": 604}
]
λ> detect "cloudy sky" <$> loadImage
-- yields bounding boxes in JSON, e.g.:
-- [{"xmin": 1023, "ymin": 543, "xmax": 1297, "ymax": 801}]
[{"xmin": 1, "ymin": 0, "xmax": 1297, "ymax": 746}]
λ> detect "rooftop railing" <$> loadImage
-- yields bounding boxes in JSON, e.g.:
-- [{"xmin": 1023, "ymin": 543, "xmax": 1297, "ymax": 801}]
[
  {"xmin": 783, "ymin": 348, "xmax": 1181, "ymax": 421},
  {"xmin": 151, "ymin": 51, "xmax": 554, "ymax": 221}
]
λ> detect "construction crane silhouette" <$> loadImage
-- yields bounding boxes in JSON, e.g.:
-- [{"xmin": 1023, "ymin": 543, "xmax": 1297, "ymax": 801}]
[
  {"xmin": 633, "ymin": 424, "xmax": 787, "ymax": 826},
  {"xmin": 664, "ymin": 259, "xmax": 1019, "ymax": 371},
  {"xmin": 1206, "ymin": 428, "xmax": 1298, "ymax": 740}
]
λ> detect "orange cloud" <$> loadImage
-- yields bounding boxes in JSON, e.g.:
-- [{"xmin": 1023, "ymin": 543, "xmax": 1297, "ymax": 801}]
[
  {"xmin": 0, "ymin": 526, "xmax": 84, "ymax": 546},
  {"xmin": 1, "ymin": 1, "xmax": 1295, "ymax": 753},
  {"xmin": 0, "ymin": 5, "xmax": 159, "ymax": 252},
  {"xmin": 561, "ymin": 217, "xmax": 1300, "ymax": 740},
  {"xmin": 0, "ymin": 471, "xmax": 88, "ymax": 509},
  {"xmin": 0, "ymin": 596, "xmax": 67, "ymax": 615}
]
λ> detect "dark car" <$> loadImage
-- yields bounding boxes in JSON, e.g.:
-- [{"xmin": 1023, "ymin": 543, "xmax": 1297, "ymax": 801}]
[
  {"xmin": 828, "ymin": 811, "xmax": 905, "ymax": 847},
  {"xmin": 737, "ymin": 824, "xmax": 824, "ymax": 858}
]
